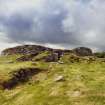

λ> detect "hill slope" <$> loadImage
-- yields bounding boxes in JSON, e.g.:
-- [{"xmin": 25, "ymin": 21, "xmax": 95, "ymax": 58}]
[{"xmin": 0, "ymin": 45, "xmax": 105, "ymax": 105}]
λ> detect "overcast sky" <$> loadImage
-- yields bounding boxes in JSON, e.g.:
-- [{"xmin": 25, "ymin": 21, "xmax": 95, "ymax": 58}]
[{"xmin": 0, "ymin": 0, "xmax": 105, "ymax": 52}]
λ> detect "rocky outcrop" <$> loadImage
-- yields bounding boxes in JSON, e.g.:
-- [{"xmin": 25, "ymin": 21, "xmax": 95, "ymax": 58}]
[
  {"xmin": 53, "ymin": 49, "xmax": 72, "ymax": 59},
  {"xmin": 35, "ymin": 49, "xmax": 72, "ymax": 62},
  {"xmin": 16, "ymin": 53, "xmax": 39, "ymax": 61},
  {"xmin": 1, "ymin": 45, "xmax": 72, "ymax": 56},
  {"xmin": 35, "ymin": 53, "xmax": 59, "ymax": 62},
  {"xmin": 44, "ymin": 53, "xmax": 59, "ymax": 62},
  {"xmin": 1, "ymin": 45, "xmax": 93, "ymax": 57},
  {"xmin": 72, "ymin": 47, "xmax": 93, "ymax": 56},
  {"xmin": 1, "ymin": 45, "xmax": 52, "ymax": 55}
]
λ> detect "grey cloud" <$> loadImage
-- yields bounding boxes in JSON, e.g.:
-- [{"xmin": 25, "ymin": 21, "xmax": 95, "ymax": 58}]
[
  {"xmin": 1, "ymin": 0, "xmax": 80, "ymax": 45},
  {"xmin": 0, "ymin": 0, "xmax": 105, "ymax": 51}
]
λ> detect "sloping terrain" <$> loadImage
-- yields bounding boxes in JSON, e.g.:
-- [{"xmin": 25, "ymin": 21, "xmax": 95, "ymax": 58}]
[{"xmin": 0, "ymin": 45, "xmax": 105, "ymax": 105}]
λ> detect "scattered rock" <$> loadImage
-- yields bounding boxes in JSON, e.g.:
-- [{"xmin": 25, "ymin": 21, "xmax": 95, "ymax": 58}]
[
  {"xmin": 72, "ymin": 91, "xmax": 81, "ymax": 97},
  {"xmin": 54, "ymin": 75, "xmax": 64, "ymax": 82},
  {"xmin": 69, "ymin": 54, "xmax": 81, "ymax": 63},
  {"xmin": 58, "ymin": 61, "xmax": 64, "ymax": 64}
]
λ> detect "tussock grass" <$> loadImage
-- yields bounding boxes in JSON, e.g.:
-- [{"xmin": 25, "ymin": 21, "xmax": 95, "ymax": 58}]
[{"xmin": 0, "ymin": 54, "xmax": 105, "ymax": 105}]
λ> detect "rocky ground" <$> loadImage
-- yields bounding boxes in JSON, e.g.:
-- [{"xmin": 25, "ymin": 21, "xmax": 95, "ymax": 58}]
[{"xmin": 0, "ymin": 45, "xmax": 105, "ymax": 105}]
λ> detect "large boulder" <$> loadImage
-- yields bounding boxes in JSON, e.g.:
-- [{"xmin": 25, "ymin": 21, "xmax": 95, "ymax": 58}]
[{"xmin": 72, "ymin": 47, "xmax": 93, "ymax": 56}]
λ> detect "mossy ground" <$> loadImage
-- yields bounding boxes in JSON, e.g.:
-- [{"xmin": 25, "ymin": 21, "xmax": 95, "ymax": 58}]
[{"xmin": 0, "ymin": 54, "xmax": 105, "ymax": 105}]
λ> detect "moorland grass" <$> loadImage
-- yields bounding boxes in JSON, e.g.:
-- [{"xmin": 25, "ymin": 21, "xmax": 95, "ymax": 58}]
[{"xmin": 0, "ymin": 54, "xmax": 105, "ymax": 105}]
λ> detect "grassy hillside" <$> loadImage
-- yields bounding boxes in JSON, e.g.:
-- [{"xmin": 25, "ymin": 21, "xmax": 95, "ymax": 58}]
[{"xmin": 0, "ymin": 53, "xmax": 105, "ymax": 105}]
